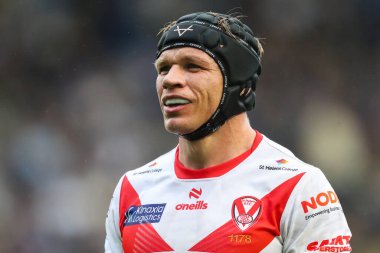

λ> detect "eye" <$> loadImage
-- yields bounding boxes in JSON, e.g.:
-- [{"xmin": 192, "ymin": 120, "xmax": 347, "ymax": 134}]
[
  {"xmin": 157, "ymin": 65, "xmax": 171, "ymax": 75},
  {"xmin": 186, "ymin": 63, "xmax": 202, "ymax": 72}
]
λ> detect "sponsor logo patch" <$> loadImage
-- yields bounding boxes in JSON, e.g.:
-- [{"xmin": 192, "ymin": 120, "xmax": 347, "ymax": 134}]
[
  {"xmin": 259, "ymin": 159, "xmax": 298, "ymax": 172},
  {"xmin": 232, "ymin": 196, "xmax": 262, "ymax": 231},
  {"xmin": 302, "ymin": 191, "xmax": 342, "ymax": 220},
  {"xmin": 307, "ymin": 235, "xmax": 352, "ymax": 252},
  {"xmin": 123, "ymin": 203, "xmax": 166, "ymax": 226},
  {"xmin": 133, "ymin": 161, "xmax": 163, "ymax": 175},
  {"xmin": 132, "ymin": 168, "xmax": 162, "ymax": 175},
  {"xmin": 302, "ymin": 191, "xmax": 339, "ymax": 213},
  {"xmin": 276, "ymin": 159, "xmax": 288, "ymax": 164}
]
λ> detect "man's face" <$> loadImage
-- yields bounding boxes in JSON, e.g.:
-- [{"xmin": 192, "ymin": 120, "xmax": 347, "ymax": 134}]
[{"xmin": 155, "ymin": 47, "xmax": 223, "ymax": 135}]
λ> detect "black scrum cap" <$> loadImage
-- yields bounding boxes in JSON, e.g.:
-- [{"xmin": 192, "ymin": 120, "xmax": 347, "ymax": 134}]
[{"xmin": 157, "ymin": 12, "xmax": 262, "ymax": 141}]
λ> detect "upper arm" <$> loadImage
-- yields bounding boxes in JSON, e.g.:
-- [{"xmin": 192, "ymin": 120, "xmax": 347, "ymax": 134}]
[
  {"xmin": 105, "ymin": 177, "xmax": 123, "ymax": 253},
  {"xmin": 281, "ymin": 169, "xmax": 352, "ymax": 252}
]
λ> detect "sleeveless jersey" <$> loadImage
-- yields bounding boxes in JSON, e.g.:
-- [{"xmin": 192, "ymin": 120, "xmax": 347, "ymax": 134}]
[{"xmin": 105, "ymin": 131, "xmax": 352, "ymax": 252}]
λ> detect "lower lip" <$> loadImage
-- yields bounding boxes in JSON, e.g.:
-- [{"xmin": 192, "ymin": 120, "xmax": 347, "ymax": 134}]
[{"xmin": 163, "ymin": 104, "xmax": 189, "ymax": 113}]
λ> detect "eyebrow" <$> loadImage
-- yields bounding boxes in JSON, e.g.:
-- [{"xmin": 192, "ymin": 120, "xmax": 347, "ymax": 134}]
[
  {"xmin": 154, "ymin": 58, "xmax": 166, "ymax": 69},
  {"xmin": 181, "ymin": 55, "xmax": 211, "ymax": 65},
  {"xmin": 155, "ymin": 53, "xmax": 212, "ymax": 68}
]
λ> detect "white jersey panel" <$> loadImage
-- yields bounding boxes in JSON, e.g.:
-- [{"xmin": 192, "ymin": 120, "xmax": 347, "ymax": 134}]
[
  {"xmin": 105, "ymin": 176, "xmax": 123, "ymax": 253},
  {"xmin": 105, "ymin": 132, "xmax": 352, "ymax": 252}
]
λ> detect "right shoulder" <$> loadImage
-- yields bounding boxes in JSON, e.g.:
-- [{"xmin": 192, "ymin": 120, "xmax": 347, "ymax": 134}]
[
  {"xmin": 128, "ymin": 147, "xmax": 176, "ymax": 175},
  {"xmin": 120, "ymin": 147, "xmax": 177, "ymax": 183},
  {"xmin": 105, "ymin": 148, "xmax": 176, "ymax": 252}
]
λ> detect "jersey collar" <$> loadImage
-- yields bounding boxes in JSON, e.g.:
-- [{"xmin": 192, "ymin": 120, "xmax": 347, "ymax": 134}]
[{"xmin": 174, "ymin": 130, "xmax": 263, "ymax": 179}]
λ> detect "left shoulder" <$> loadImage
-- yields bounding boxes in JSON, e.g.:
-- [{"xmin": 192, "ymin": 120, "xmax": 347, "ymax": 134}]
[{"xmin": 257, "ymin": 133, "xmax": 324, "ymax": 176}]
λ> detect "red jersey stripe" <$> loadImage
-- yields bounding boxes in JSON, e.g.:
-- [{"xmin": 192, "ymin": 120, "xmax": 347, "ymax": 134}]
[{"xmin": 175, "ymin": 130, "xmax": 263, "ymax": 179}]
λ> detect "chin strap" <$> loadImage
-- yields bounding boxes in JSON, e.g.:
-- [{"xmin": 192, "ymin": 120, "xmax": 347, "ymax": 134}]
[{"xmin": 180, "ymin": 85, "xmax": 256, "ymax": 141}]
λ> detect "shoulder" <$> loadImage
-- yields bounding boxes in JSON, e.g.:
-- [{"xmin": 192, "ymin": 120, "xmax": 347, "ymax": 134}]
[
  {"xmin": 125, "ymin": 147, "xmax": 176, "ymax": 177},
  {"xmin": 256, "ymin": 133, "xmax": 322, "ymax": 175},
  {"xmin": 259, "ymin": 134, "xmax": 296, "ymax": 158},
  {"xmin": 112, "ymin": 147, "xmax": 177, "ymax": 193},
  {"xmin": 256, "ymin": 135, "xmax": 339, "ymax": 206}
]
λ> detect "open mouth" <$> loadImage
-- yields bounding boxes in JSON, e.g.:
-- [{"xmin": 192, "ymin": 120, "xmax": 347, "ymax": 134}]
[{"xmin": 164, "ymin": 98, "xmax": 191, "ymax": 107}]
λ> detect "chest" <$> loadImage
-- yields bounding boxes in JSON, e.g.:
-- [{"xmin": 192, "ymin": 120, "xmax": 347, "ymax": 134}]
[{"xmin": 120, "ymin": 173, "xmax": 302, "ymax": 252}]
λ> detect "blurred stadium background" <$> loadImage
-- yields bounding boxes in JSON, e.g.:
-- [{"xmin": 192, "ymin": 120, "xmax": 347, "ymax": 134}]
[{"xmin": 0, "ymin": 0, "xmax": 379, "ymax": 252}]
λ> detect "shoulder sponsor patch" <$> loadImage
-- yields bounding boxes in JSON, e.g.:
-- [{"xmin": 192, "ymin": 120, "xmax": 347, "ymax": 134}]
[
  {"xmin": 301, "ymin": 190, "xmax": 342, "ymax": 220},
  {"xmin": 307, "ymin": 235, "xmax": 352, "ymax": 252}
]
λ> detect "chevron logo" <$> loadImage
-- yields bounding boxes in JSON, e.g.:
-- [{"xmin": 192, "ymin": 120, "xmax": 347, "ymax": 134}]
[
  {"xmin": 189, "ymin": 188, "xmax": 202, "ymax": 199},
  {"xmin": 174, "ymin": 25, "xmax": 193, "ymax": 36}
]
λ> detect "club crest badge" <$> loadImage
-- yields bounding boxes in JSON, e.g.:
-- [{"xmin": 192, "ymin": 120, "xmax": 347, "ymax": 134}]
[{"xmin": 231, "ymin": 196, "xmax": 262, "ymax": 231}]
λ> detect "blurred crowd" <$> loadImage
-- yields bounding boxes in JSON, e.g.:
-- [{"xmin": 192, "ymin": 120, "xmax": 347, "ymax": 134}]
[{"xmin": 0, "ymin": 0, "xmax": 379, "ymax": 252}]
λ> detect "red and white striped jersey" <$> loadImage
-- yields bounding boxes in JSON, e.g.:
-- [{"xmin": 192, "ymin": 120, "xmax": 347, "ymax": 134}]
[{"xmin": 105, "ymin": 131, "xmax": 352, "ymax": 252}]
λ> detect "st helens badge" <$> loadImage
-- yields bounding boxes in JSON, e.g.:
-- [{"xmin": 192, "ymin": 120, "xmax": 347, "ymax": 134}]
[{"xmin": 232, "ymin": 196, "xmax": 262, "ymax": 231}]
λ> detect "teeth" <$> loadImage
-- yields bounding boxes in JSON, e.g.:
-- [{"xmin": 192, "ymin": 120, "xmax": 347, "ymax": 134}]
[{"xmin": 165, "ymin": 98, "xmax": 190, "ymax": 106}]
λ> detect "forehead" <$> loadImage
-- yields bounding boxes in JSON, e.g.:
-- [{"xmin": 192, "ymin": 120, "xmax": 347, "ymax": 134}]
[{"xmin": 156, "ymin": 47, "xmax": 215, "ymax": 65}]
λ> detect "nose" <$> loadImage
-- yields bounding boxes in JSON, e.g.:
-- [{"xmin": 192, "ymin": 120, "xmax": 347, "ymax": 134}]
[{"xmin": 162, "ymin": 65, "xmax": 185, "ymax": 89}]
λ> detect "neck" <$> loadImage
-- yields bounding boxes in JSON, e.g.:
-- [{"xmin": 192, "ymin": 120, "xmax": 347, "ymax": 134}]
[{"xmin": 178, "ymin": 113, "xmax": 256, "ymax": 169}]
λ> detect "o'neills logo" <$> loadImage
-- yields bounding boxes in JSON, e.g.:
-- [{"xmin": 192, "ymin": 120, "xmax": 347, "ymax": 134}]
[
  {"xmin": 175, "ymin": 188, "xmax": 208, "ymax": 211},
  {"xmin": 175, "ymin": 200, "xmax": 208, "ymax": 210},
  {"xmin": 232, "ymin": 196, "xmax": 262, "ymax": 231}
]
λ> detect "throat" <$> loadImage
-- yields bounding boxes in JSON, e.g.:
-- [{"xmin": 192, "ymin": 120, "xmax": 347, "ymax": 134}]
[
  {"xmin": 178, "ymin": 144, "xmax": 212, "ymax": 170},
  {"xmin": 178, "ymin": 127, "xmax": 256, "ymax": 170}
]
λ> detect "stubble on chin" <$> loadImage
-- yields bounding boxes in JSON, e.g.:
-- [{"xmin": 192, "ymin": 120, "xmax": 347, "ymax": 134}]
[{"xmin": 164, "ymin": 118, "xmax": 194, "ymax": 135}]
